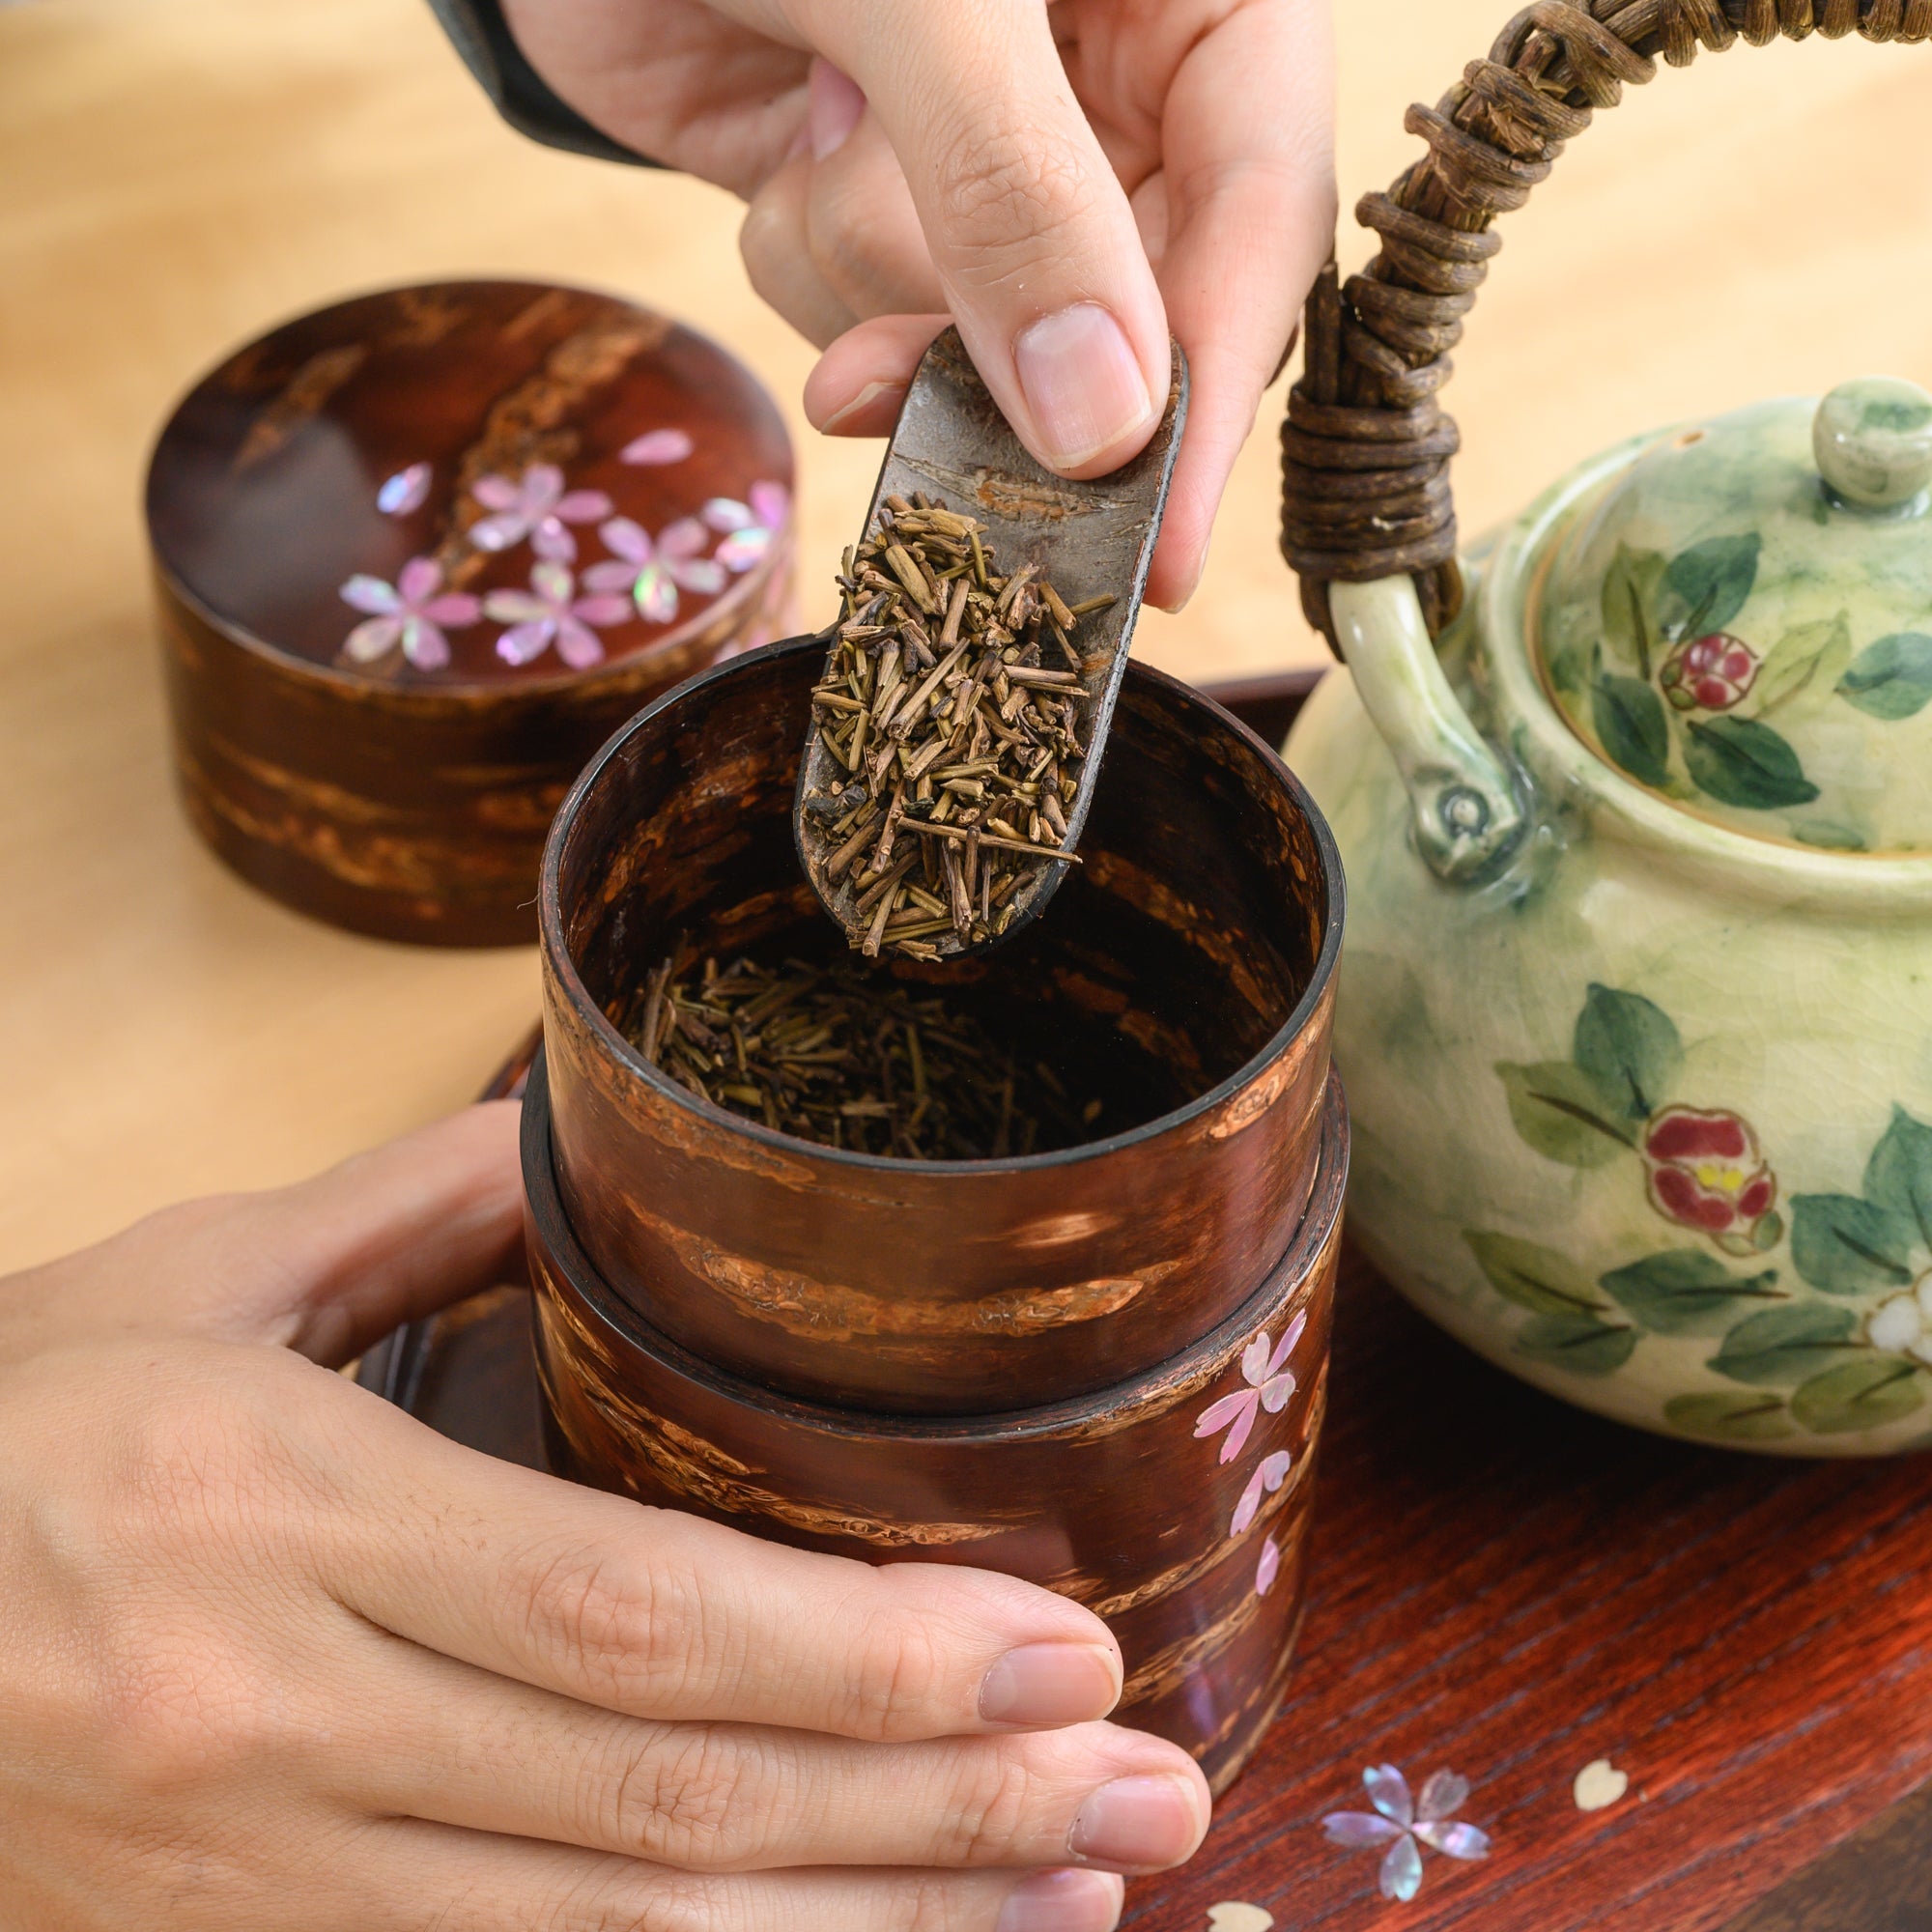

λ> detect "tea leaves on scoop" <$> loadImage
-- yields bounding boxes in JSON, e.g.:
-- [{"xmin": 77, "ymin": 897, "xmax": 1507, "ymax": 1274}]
[{"xmin": 798, "ymin": 494, "xmax": 1111, "ymax": 961}]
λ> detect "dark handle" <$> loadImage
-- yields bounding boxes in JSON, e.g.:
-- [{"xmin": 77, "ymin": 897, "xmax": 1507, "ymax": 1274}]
[{"xmin": 1281, "ymin": 0, "xmax": 1932, "ymax": 639}]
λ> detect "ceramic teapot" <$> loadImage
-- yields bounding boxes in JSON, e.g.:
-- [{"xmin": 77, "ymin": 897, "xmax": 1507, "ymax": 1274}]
[{"xmin": 1280, "ymin": 5, "xmax": 1932, "ymax": 1456}]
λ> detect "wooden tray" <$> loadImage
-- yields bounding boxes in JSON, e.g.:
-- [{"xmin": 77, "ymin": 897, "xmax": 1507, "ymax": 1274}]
[{"xmin": 359, "ymin": 668, "xmax": 1932, "ymax": 1930}]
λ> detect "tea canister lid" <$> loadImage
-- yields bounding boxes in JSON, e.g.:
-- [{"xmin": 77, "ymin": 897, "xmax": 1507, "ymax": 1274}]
[
  {"xmin": 1530, "ymin": 378, "xmax": 1932, "ymax": 857},
  {"xmin": 148, "ymin": 280, "xmax": 793, "ymax": 689},
  {"xmin": 144, "ymin": 280, "xmax": 796, "ymax": 947}
]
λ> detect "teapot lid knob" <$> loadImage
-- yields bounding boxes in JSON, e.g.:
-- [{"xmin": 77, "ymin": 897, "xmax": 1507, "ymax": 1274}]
[{"xmin": 1813, "ymin": 377, "xmax": 1932, "ymax": 512}]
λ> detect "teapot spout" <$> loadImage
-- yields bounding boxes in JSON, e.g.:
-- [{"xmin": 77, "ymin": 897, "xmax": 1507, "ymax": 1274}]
[{"xmin": 1329, "ymin": 575, "xmax": 1527, "ymax": 884}]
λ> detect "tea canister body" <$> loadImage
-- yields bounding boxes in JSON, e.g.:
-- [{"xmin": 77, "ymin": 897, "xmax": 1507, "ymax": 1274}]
[
  {"xmin": 146, "ymin": 279, "xmax": 794, "ymax": 946},
  {"xmin": 538, "ymin": 639, "xmax": 1342, "ymax": 1415},
  {"xmin": 1290, "ymin": 437, "xmax": 1932, "ymax": 1456},
  {"xmin": 523, "ymin": 1051, "xmax": 1346, "ymax": 1796}
]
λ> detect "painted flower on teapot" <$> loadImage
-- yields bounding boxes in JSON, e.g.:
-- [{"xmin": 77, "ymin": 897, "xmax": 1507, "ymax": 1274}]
[{"xmin": 1641, "ymin": 1106, "xmax": 1779, "ymax": 1255}]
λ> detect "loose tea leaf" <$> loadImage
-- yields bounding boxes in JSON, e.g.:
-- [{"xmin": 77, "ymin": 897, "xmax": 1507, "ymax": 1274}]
[
  {"xmin": 798, "ymin": 494, "xmax": 1109, "ymax": 961},
  {"xmin": 626, "ymin": 951, "xmax": 1112, "ymax": 1160}
]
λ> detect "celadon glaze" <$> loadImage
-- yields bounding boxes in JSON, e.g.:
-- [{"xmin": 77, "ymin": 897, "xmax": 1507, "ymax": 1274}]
[
  {"xmin": 1288, "ymin": 384, "xmax": 1932, "ymax": 1456},
  {"xmin": 1535, "ymin": 384, "xmax": 1932, "ymax": 853}
]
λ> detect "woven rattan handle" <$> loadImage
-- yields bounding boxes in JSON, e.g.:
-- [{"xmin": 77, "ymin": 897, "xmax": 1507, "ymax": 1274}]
[{"xmin": 1282, "ymin": 0, "xmax": 1932, "ymax": 640}]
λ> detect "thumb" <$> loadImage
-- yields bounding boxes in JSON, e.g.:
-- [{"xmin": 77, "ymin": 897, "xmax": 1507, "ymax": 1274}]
[
  {"xmin": 799, "ymin": 1, "xmax": 1169, "ymax": 479},
  {"xmin": 14, "ymin": 1103, "xmax": 526, "ymax": 1367},
  {"xmin": 241, "ymin": 1101, "xmax": 527, "ymax": 1365}
]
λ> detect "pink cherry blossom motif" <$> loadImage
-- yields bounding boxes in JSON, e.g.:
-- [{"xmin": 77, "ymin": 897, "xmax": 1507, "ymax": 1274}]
[
  {"xmin": 1254, "ymin": 1534, "xmax": 1282, "ymax": 1598},
  {"xmin": 469, "ymin": 463, "xmax": 613, "ymax": 561},
  {"xmin": 377, "ymin": 461, "xmax": 432, "ymax": 516},
  {"xmin": 1322, "ymin": 1766, "xmax": 1491, "ymax": 1903},
  {"xmin": 584, "ymin": 516, "xmax": 726, "ymax": 625},
  {"xmin": 619, "ymin": 428, "xmax": 696, "ymax": 466},
  {"xmin": 338, "ymin": 557, "xmax": 480, "ymax": 670},
  {"xmin": 1194, "ymin": 1312, "xmax": 1307, "ymax": 1463},
  {"xmin": 483, "ymin": 561, "xmax": 632, "ymax": 670},
  {"xmin": 1231, "ymin": 1450, "xmax": 1293, "ymax": 1538},
  {"xmin": 702, "ymin": 482, "xmax": 791, "ymax": 573}
]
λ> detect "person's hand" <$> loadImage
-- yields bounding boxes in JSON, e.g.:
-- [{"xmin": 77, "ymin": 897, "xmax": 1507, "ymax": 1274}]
[
  {"xmin": 0, "ymin": 1104, "xmax": 1210, "ymax": 1931},
  {"xmin": 497, "ymin": 0, "xmax": 1335, "ymax": 609}
]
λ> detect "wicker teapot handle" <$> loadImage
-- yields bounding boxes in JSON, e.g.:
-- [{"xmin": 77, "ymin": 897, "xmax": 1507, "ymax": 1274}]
[{"xmin": 1282, "ymin": 0, "xmax": 1932, "ymax": 640}]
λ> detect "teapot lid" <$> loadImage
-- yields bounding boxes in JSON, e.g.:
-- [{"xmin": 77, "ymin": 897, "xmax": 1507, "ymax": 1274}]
[{"xmin": 1532, "ymin": 378, "xmax": 1932, "ymax": 855}]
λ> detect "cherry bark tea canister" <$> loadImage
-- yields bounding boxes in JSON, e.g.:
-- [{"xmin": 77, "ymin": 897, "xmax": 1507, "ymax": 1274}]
[
  {"xmin": 146, "ymin": 279, "xmax": 794, "ymax": 945},
  {"xmin": 527, "ymin": 639, "xmax": 1346, "ymax": 1790},
  {"xmin": 523, "ymin": 1052, "xmax": 1347, "ymax": 1796},
  {"xmin": 537, "ymin": 639, "xmax": 1343, "ymax": 1414}
]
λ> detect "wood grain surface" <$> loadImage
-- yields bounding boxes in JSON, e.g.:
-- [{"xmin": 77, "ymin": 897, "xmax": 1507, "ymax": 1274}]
[{"xmin": 8, "ymin": 0, "xmax": 1932, "ymax": 1272}]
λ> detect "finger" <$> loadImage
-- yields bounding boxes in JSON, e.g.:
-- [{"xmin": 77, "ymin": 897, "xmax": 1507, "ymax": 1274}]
[
  {"xmin": 804, "ymin": 313, "xmax": 951, "ymax": 435},
  {"xmin": 12, "ymin": 1104, "xmax": 525, "ymax": 1364},
  {"xmin": 741, "ymin": 152, "xmax": 863, "ymax": 348},
  {"xmin": 321, "ymin": 1419, "xmax": 1123, "ymax": 1743},
  {"xmin": 788, "ymin": 0, "xmax": 1170, "ymax": 480},
  {"xmin": 249, "ymin": 1101, "xmax": 526, "ymax": 1363},
  {"xmin": 744, "ymin": 73, "xmax": 947, "ymax": 353},
  {"xmin": 342, "ymin": 1638, "xmax": 1208, "ymax": 1875},
  {"xmin": 351, "ymin": 1817, "xmax": 1125, "ymax": 1932},
  {"xmin": 1139, "ymin": 0, "xmax": 1337, "ymax": 608},
  {"xmin": 796, "ymin": 68, "xmax": 948, "ymax": 321}
]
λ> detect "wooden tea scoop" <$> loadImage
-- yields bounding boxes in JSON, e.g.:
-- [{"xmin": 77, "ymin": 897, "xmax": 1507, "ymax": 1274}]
[{"xmin": 793, "ymin": 326, "xmax": 1186, "ymax": 961}]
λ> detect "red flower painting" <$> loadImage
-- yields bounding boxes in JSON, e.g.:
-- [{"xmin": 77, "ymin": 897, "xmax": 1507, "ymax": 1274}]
[
  {"xmin": 1660, "ymin": 633, "xmax": 1760, "ymax": 712},
  {"xmin": 1642, "ymin": 1105, "xmax": 1779, "ymax": 1247}
]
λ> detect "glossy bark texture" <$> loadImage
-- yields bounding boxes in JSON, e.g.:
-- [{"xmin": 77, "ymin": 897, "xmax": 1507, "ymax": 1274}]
[
  {"xmin": 539, "ymin": 639, "xmax": 1341, "ymax": 1412},
  {"xmin": 524, "ymin": 1052, "xmax": 1347, "ymax": 1796},
  {"xmin": 148, "ymin": 279, "xmax": 794, "ymax": 945}
]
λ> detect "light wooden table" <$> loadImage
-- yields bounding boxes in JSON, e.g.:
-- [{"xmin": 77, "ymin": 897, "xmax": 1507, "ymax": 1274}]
[{"xmin": 3, "ymin": 0, "xmax": 1928, "ymax": 1270}]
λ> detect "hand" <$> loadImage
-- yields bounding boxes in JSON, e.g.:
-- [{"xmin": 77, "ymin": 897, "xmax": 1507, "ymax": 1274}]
[
  {"xmin": 497, "ymin": 0, "xmax": 1336, "ymax": 609},
  {"xmin": 0, "ymin": 1104, "xmax": 1209, "ymax": 1929}
]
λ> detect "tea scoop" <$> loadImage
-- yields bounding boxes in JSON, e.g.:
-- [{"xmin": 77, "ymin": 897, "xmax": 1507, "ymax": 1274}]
[{"xmin": 793, "ymin": 326, "xmax": 1186, "ymax": 960}]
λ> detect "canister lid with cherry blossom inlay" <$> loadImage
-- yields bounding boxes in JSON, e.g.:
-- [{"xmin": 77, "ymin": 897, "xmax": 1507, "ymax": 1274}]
[
  {"xmin": 1528, "ymin": 378, "xmax": 1932, "ymax": 856},
  {"xmin": 148, "ymin": 280, "xmax": 794, "ymax": 689},
  {"xmin": 143, "ymin": 280, "xmax": 796, "ymax": 946}
]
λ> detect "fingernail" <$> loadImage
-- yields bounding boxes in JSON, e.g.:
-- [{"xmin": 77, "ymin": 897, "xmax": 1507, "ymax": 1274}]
[
  {"xmin": 818, "ymin": 378, "xmax": 906, "ymax": 436},
  {"xmin": 808, "ymin": 57, "xmax": 866, "ymax": 160},
  {"xmin": 996, "ymin": 1869, "xmax": 1124, "ymax": 1932},
  {"xmin": 1012, "ymin": 304, "xmax": 1158, "ymax": 472},
  {"xmin": 1068, "ymin": 1774, "xmax": 1205, "ymax": 1871},
  {"xmin": 980, "ymin": 1643, "xmax": 1121, "ymax": 1727}
]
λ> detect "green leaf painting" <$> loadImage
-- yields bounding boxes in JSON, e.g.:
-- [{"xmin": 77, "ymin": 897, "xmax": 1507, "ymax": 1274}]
[
  {"xmin": 1592, "ymin": 675, "xmax": 1670, "ymax": 787},
  {"xmin": 1601, "ymin": 545, "xmax": 1666, "ymax": 678},
  {"xmin": 1661, "ymin": 533, "xmax": 1760, "ymax": 638},
  {"xmin": 1597, "ymin": 1251, "xmax": 1782, "ymax": 1335},
  {"xmin": 1464, "ymin": 1232, "xmax": 1609, "ymax": 1316},
  {"xmin": 1791, "ymin": 1193, "xmax": 1918, "ymax": 1294},
  {"xmin": 1706, "ymin": 1303, "xmax": 1861, "ymax": 1386},
  {"xmin": 1479, "ymin": 998, "xmax": 1932, "ymax": 1441},
  {"xmin": 1683, "ymin": 716, "xmax": 1819, "ymax": 810},
  {"xmin": 1790, "ymin": 1358, "xmax": 1925, "ymax": 1435},
  {"xmin": 1752, "ymin": 614, "xmax": 1852, "ymax": 719},
  {"xmin": 1865, "ymin": 1108, "xmax": 1932, "ymax": 1250},
  {"xmin": 1514, "ymin": 1313, "xmax": 1638, "ymax": 1378},
  {"xmin": 1573, "ymin": 984, "xmax": 1682, "ymax": 1122},
  {"xmin": 1495, "ymin": 1060, "xmax": 1634, "ymax": 1168},
  {"xmin": 1662, "ymin": 1391, "xmax": 1796, "ymax": 1444},
  {"xmin": 1837, "ymin": 633, "xmax": 1932, "ymax": 721}
]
